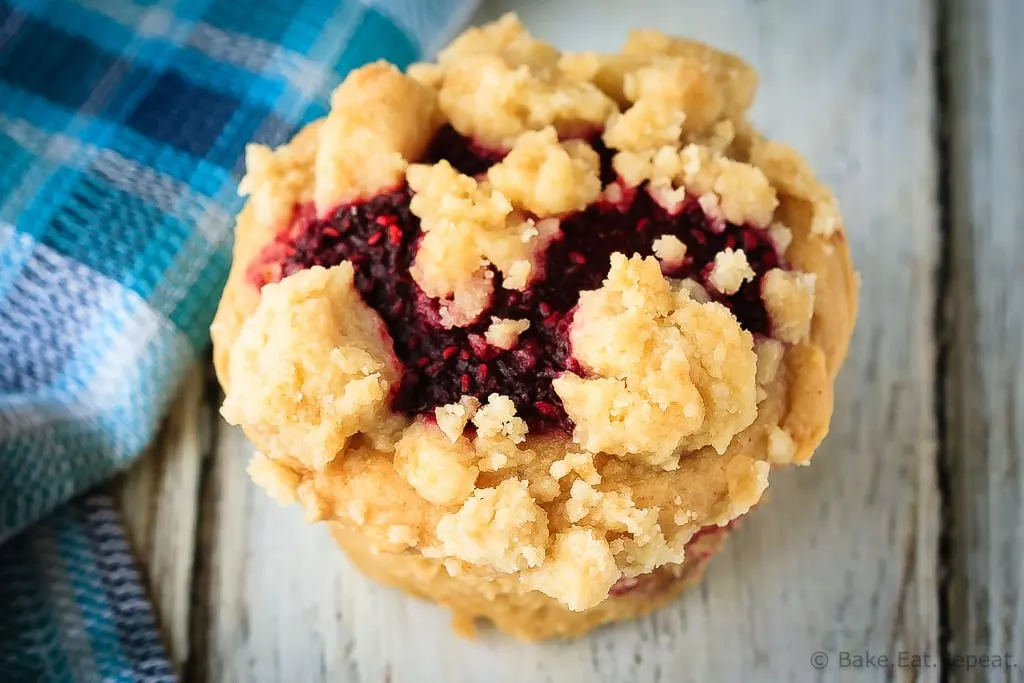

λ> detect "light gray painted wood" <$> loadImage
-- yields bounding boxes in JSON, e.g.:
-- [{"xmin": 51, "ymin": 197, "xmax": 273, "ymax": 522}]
[
  {"xmin": 944, "ymin": 0, "xmax": 1024, "ymax": 680},
  {"xmin": 185, "ymin": 1, "xmax": 942, "ymax": 681},
  {"xmin": 116, "ymin": 364, "xmax": 210, "ymax": 675}
]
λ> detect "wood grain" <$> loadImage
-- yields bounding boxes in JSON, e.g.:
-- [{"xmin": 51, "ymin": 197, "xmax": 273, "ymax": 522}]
[
  {"xmin": 181, "ymin": 1, "xmax": 943, "ymax": 682},
  {"xmin": 943, "ymin": 0, "xmax": 1024, "ymax": 679},
  {"xmin": 116, "ymin": 363, "xmax": 212, "ymax": 675}
]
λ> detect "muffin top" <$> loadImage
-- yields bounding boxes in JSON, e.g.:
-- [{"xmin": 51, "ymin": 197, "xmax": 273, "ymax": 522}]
[{"xmin": 212, "ymin": 14, "xmax": 857, "ymax": 611}]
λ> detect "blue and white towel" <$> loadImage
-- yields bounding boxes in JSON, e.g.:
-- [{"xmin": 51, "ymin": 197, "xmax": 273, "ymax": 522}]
[{"xmin": 0, "ymin": 1, "xmax": 476, "ymax": 680}]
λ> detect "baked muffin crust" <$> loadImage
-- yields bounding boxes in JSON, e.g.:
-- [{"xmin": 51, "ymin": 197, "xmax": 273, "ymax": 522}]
[{"xmin": 211, "ymin": 13, "xmax": 858, "ymax": 637}]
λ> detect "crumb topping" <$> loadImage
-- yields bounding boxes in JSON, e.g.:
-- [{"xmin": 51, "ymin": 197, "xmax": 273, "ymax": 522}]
[
  {"xmin": 767, "ymin": 426, "xmax": 798, "ymax": 464},
  {"xmin": 437, "ymin": 12, "xmax": 560, "ymax": 71},
  {"xmin": 553, "ymin": 254, "xmax": 757, "ymax": 466},
  {"xmin": 247, "ymin": 452, "xmax": 299, "ymax": 505},
  {"xmin": 484, "ymin": 317, "xmax": 530, "ymax": 350},
  {"xmin": 613, "ymin": 143, "xmax": 778, "ymax": 227},
  {"xmin": 472, "ymin": 394, "xmax": 528, "ymax": 443},
  {"xmin": 427, "ymin": 16, "xmax": 617, "ymax": 147},
  {"xmin": 622, "ymin": 58, "xmax": 724, "ymax": 137},
  {"xmin": 525, "ymin": 528, "xmax": 619, "ymax": 611},
  {"xmin": 429, "ymin": 17, "xmax": 618, "ymax": 149},
  {"xmin": 435, "ymin": 478, "xmax": 549, "ymax": 573},
  {"xmin": 435, "ymin": 396, "xmax": 480, "ymax": 442},
  {"xmin": 407, "ymin": 161, "xmax": 559, "ymax": 326},
  {"xmin": 652, "ymin": 234, "xmax": 687, "ymax": 267},
  {"xmin": 438, "ymin": 54, "xmax": 616, "ymax": 147},
  {"xmin": 561, "ymin": 478, "xmax": 693, "ymax": 579},
  {"xmin": 238, "ymin": 123, "xmax": 321, "ymax": 230},
  {"xmin": 603, "ymin": 99, "xmax": 686, "ymax": 152},
  {"xmin": 762, "ymin": 268, "xmax": 816, "ymax": 343},
  {"xmin": 406, "ymin": 61, "xmax": 445, "ymax": 89},
  {"xmin": 314, "ymin": 62, "xmax": 441, "ymax": 215},
  {"xmin": 708, "ymin": 247, "xmax": 755, "ymax": 295},
  {"xmin": 767, "ymin": 222, "xmax": 793, "ymax": 256},
  {"xmin": 394, "ymin": 420, "xmax": 479, "ymax": 506},
  {"xmin": 472, "ymin": 394, "xmax": 536, "ymax": 472},
  {"xmin": 221, "ymin": 264, "xmax": 398, "ymax": 470},
  {"xmin": 556, "ymin": 51, "xmax": 649, "ymax": 106},
  {"xmin": 486, "ymin": 127, "xmax": 602, "ymax": 217},
  {"xmin": 620, "ymin": 30, "xmax": 758, "ymax": 122},
  {"xmin": 549, "ymin": 450, "xmax": 601, "ymax": 486},
  {"xmin": 755, "ymin": 338, "xmax": 785, "ymax": 389},
  {"xmin": 749, "ymin": 138, "xmax": 841, "ymax": 236}
]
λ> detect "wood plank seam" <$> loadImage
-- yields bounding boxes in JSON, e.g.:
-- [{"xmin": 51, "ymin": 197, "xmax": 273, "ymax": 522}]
[
  {"xmin": 933, "ymin": 0, "xmax": 956, "ymax": 680},
  {"xmin": 183, "ymin": 362, "xmax": 224, "ymax": 683}
]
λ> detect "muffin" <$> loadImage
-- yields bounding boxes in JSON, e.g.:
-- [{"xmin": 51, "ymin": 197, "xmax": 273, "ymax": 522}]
[{"xmin": 211, "ymin": 14, "xmax": 857, "ymax": 640}]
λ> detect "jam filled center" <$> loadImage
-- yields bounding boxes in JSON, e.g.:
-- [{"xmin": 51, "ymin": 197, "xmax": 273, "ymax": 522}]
[{"xmin": 250, "ymin": 126, "xmax": 781, "ymax": 431}]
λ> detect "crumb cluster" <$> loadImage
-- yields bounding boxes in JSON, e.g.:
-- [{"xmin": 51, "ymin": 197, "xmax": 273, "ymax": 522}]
[
  {"xmin": 553, "ymin": 254, "xmax": 757, "ymax": 467},
  {"xmin": 221, "ymin": 264, "xmax": 399, "ymax": 470}
]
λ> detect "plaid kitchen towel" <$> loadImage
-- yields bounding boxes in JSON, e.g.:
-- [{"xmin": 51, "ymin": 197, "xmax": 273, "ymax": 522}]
[{"xmin": 0, "ymin": 0, "xmax": 477, "ymax": 680}]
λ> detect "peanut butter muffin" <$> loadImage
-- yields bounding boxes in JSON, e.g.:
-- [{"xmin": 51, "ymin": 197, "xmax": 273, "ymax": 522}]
[{"xmin": 212, "ymin": 14, "xmax": 857, "ymax": 640}]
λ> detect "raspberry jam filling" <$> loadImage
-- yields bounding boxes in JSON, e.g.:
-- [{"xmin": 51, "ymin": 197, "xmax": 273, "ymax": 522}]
[{"xmin": 249, "ymin": 131, "xmax": 782, "ymax": 430}]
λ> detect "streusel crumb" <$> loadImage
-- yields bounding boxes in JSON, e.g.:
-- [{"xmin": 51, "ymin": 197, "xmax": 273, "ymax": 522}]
[
  {"xmin": 603, "ymin": 98, "xmax": 686, "ymax": 152},
  {"xmin": 553, "ymin": 254, "xmax": 757, "ymax": 466},
  {"xmin": 238, "ymin": 122, "xmax": 321, "ymax": 229},
  {"xmin": 473, "ymin": 394, "xmax": 528, "ymax": 443},
  {"xmin": 437, "ymin": 12, "xmax": 559, "ymax": 71},
  {"xmin": 407, "ymin": 161, "xmax": 558, "ymax": 324},
  {"xmin": 613, "ymin": 143, "xmax": 778, "ymax": 226},
  {"xmin": 652, "ymin": 234, "xmax": 687, "ymax": 267},
  {"xmin": 622, "ymin": 58, "xmax": 725, "ymax": 136},
  {"xmin": 767, "ymin": 222, "xmax": 793, "ymax": 255},
  {"xmin": 314, "ymin": 62, "xmax": 440, "ymax": 214},
  {"xmin": 221, "ymin": 264, "xmax": 398, "ymax": 470},
  {"xmin": 549, "ymin": 450, "xmax": 601, "ymax": 486},
  {"xmin": 406, "ymin": 61, "xmax": 445, "ymax": 89},
  {"xmin": 565, "ymin": 482, "xmax": 685, "ymax": 577},
  {"xmin": 435, "ymin": 478, "xmax": 549, "ymax": 573},
  {"xmin": 435, "ymin": 396, "xmax": 480, "ymax": 442},
  {"xmin": 749, "ymin": 138, "xmax": 840, "ymax": 236},
  {"xmin": 621, "ymin": 30, "xmax": 758, "ymax": 121},
  {"xmin": 485, "ymin": 317, "xmax": 531, "ymax": 350},
  {"xmin": 486, "ymin": 127, "xmax": 602, "ymax": 217},
  {"xmin": 755, "ymin": 338, "xmax": 785, "ymax": 389},
  {"xmin": 394, "ymin": 420, "xmax": 479, "ymax": 506},
  {"xmin": 430, "ymin": 15, "xmax": 614, "ymax": 146},
  {"xmin": 767, "ymin": 426, "xmax": 798, "ymax": 464},
  {"xmin": 438, "ymin": 52, "xmax": 616, "ymax": 147},
  {"xmin": 525, "ymin": 528, "xmax": 619, "ymax": 611},
  {"xmin": 472, "ymin": 395, "xmax": 536, "ymax": 472},
  {"xmin": 247, "ymin": 452, "xmax": 299, "ymax": 505},
  {"xmin": 707, "ymin": 247, "xmax": 755, "ymax": 295},
  {"xmin": 762, "ymin": 268, "xmax": 817, "ymax": 343},
  {"xmin": 556, "ymin": 51, "xmax": 649, "ymax": 106}
]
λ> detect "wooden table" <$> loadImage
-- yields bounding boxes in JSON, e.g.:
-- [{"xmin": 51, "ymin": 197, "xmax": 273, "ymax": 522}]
[{"xmin": 115, "ymin": 0, "xmax": 1024, "ymax": 680}]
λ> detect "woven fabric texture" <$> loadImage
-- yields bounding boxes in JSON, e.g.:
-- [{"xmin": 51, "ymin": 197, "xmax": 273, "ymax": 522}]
[{"xmin": 0, "ymin": 0, "xmax": 476, "ymax": 679}]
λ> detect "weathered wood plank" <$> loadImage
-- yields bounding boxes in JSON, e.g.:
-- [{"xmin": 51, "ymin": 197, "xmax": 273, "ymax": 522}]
[
  {"xmin": 116, "ymin": 363, "xmax": 211, "ymax": 674},
  {"xmin": 943, "ymin": 0, "xmax": 1024, "ymax": 679},
  {"xmin": 194, "ymin": 1, "xmax": 941, "ymax": 681}
]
